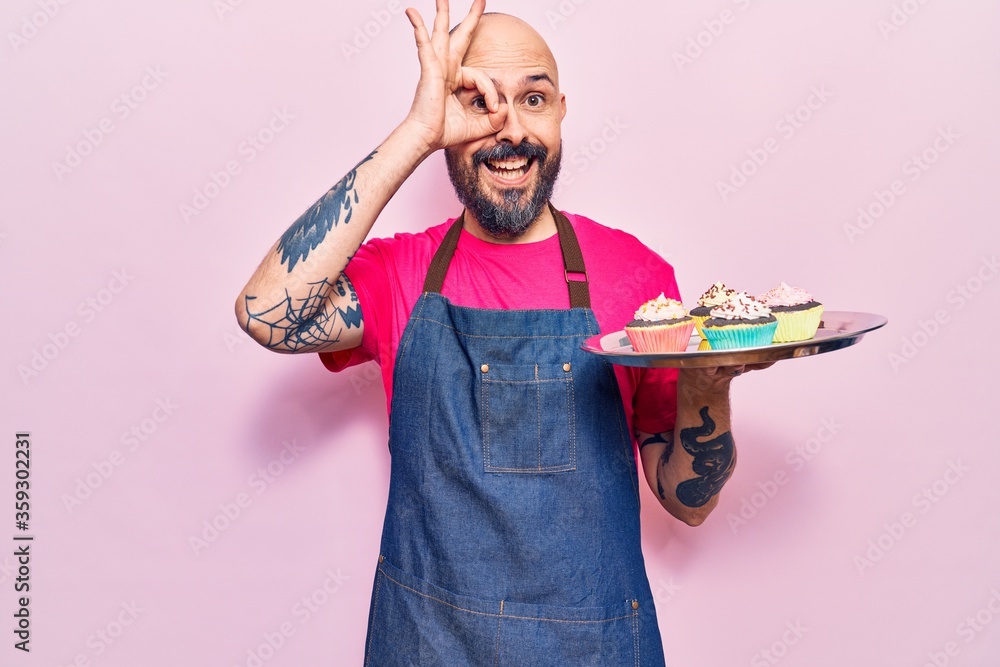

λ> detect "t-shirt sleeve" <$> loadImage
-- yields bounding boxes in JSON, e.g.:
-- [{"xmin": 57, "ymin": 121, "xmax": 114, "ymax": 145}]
[
  {"xmin": 630, "ymin": 255, "xmax": 681, "ymax": 434},
  {"xmin": 316, "ymin": 238, "xmax": 390, "ymax": 373}
]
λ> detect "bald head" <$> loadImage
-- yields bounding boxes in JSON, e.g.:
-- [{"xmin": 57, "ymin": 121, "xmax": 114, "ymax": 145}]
[{"xmin": 461, "ymin": 13, "xmax": 560, "ymax": 90}]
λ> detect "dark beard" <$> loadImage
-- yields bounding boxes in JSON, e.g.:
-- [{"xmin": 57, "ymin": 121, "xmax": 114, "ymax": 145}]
[{"xmin": 445, "ymin": 141, "xmax": 562, "ymax": 239}]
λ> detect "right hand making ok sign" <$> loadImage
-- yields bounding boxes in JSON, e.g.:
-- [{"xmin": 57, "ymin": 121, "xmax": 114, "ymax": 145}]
[{"xmin": 401, "ymin": 0, "xmax": 507, "ymax": 154}]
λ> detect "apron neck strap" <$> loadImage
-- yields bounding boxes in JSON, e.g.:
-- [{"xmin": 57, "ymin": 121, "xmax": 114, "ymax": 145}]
[{"xmin": 422, "ymin": 204, "xmax": 591, "ymax": 309}]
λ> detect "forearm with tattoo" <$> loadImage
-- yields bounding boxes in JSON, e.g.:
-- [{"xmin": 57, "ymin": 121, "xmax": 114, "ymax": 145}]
[
  {"xmin": 242, "ymin": 274, "xmax": 362, "ymax": 353},
  {"xmin": 276, "ymin": 151, "xmax": 376, "ymax": 272},
  {"xmin": 673, "ymin": 406, "xmax": 736, "ymax": 508}
]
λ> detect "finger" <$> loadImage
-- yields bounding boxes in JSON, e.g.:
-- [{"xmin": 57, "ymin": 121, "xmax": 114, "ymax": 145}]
[
  {"xmin": 466, "ymin": 109, "xmax": 506, "ymax": 141},
  {"xmin": 450, "ymin": 0, "xmax": 486, "ymax": 58},
  {"xmin": 460, "ymin": 66, "xmax": 499, "ymax": 112},
  {"xmin": 405, "ymin": 9, "xmax": 435, "ymax": 65},
  {"xmin": 430, "ymin": 0, "xmax": 451, "ymax": 55}
]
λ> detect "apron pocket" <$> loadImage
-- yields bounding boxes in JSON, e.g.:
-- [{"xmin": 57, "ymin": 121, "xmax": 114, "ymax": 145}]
[
  {"xmin": 480, "ymin": 362, "xmax": 576, "ymax": 474},
  {"xmin": 497, "ymin": 602, "xmax": 642, "ymax": 667},
  {"xmin": 367, "ymin": 557, "xmax": 641, "ymax": 667},
  {"xmin": 366, "ymin": 557, "xmax": 506, "ymax": 666}
]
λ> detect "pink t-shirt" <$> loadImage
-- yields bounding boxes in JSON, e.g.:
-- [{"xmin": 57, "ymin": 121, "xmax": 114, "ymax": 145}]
[{"xmin": 319, "ymin": 211, "xmax": 680, "ymax": 436}]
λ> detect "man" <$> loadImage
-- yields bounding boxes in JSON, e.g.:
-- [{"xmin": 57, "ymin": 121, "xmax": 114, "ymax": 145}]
[{"xmin": 236, "ymin": 1, "xmax": 764, "ymax": 663}]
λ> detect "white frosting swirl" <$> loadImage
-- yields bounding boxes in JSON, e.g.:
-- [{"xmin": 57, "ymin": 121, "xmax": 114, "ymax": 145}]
[
  {"xmin": 709, "ymin": 292, "xmax": 772, "ymax": 320},
  {"xmin": 697, "ymin": 281, "xmax": 737, "ymax": 308},
  {"xmin": 634, "ymin": 293, "xmax": 688, "ymax": 321},
  {"xmin": 757, "ymin": 282, "xmax": 815, "ymax": 308}
]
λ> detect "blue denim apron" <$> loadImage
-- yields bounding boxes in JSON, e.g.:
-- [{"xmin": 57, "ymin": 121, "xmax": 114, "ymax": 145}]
[{"xmin": 364, "ymin": 207, "xmax": 666, "ymax": 666}]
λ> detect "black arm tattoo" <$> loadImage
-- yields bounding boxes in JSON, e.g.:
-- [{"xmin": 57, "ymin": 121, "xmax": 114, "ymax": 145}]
[
  {"xmin": 243, "ymin": 274, "xmax": 362, "ymax": 352},
  {"xmin": 672, "ymin": 406, "xmax": 736, "ymax": 508},
  {"xmin": 639, "ymin": 431, "xmax": 673, "ymax": 451},
  {"xmin": 640, "ymin": 431, "xmax": 676, "ymax": 501},
  {"xmin": 276, "ymin": 150, "xmax": 376, "ymax": 272}
]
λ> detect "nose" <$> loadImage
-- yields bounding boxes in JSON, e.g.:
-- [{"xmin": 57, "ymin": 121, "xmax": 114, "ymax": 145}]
[{"xmin": 495, "ymin": 103, "xmax": 527, "ymax": 146}]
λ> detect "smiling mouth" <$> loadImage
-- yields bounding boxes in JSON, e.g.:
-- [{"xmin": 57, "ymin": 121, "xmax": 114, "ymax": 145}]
[{"xmin": 482, "ymin": 157, "xmax": 536, "ymax": 182}]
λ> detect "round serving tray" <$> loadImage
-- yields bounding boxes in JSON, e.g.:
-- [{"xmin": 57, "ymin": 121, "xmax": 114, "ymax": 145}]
[{"xmin": 581, "ymin": 311, "xmax": 888, "ymax": 369}]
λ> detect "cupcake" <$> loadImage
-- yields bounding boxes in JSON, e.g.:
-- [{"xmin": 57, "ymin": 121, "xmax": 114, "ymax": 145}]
[
  {"xmin": 757, "ymin": 282, "xmax": 824, "ymax": 343},
  {"xmin": 701, "ymin": 292, "xmax": 778, "ymax": 350},
  {"xmin": 625, "ymin": 293, "xmax": 695, "ymax": 353},
  {"xmin": 690, "ymin": 282, "xmax": 738, "ymax": 339}
]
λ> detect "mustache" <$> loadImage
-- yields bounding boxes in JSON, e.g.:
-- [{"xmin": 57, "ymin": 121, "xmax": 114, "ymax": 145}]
[{"xmin": 472, "ymin": 142, "xmax": 548, "ymax": 166}]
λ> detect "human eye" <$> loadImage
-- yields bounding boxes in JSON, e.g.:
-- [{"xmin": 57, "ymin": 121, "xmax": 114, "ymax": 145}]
[
  {"xmin": 525, "ymin": 94, "xmax": 544, "ymax": 108},
  {"xmin": 471, "ymin": 96, "xmax": 488, "ymax": 111}
]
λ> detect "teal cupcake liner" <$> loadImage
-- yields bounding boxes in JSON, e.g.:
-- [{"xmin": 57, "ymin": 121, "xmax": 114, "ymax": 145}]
[{"xmin": 702, "ymin": 321, "xmax": 778, "ymax": 350}]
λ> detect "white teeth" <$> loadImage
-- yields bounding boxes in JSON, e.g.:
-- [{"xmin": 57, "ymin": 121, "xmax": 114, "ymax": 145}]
[{"xmin": 487, "ymin": 157, "xmax": 529, "ymax": 171}]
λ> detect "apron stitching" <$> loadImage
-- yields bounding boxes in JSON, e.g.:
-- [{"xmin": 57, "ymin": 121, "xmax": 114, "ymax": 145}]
[
  {"xmin": 483, "ymin": 378, "xmax": 570, "ymax": 384},
  {"xmin": 482, "ymin": 376, "xmax": 491, "ymax": 470},
  {"xmin": 397, "ymin": 295, "xmax": 430, "ymax": 366},
  {"xmin": 483, "ymin": 465, "xmax": 575, "ymax": 473},
  {"xmin": 567, "ymin": 370, "xmax": 577, "ymax": 469},
  {"xmin": 364, "ymin": 567, "xmax": 384, "ymax": 665},
  {"xmin": 632, "ymin": 604, "xmax": 640, "ymax": 667},
  {"xmin": 380, "ymin": 569, "xmax": 635, "ymax": 624},
  {"xmin": 494, "ymin": 600, "xmax": 504, "ymax": 667},
  {"xmin": 536, "ymin": 365, "xmax": 542, "ymax": 470}
]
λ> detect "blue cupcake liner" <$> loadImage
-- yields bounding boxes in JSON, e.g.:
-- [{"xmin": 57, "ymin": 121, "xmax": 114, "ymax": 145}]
[{"xmin": 702, "ymin": 321, "xmax": 778, "ymax": 350}]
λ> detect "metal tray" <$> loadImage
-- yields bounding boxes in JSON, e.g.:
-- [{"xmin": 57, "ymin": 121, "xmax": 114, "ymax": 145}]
[{"xmin": 581, "ymin": 311, "xmax": 888, "ymax": 368}]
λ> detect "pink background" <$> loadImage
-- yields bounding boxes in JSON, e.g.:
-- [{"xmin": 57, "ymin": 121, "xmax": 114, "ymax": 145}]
[{"xmin": 4, "ymin": 0, "xmax": 1000, "ymax": 665}]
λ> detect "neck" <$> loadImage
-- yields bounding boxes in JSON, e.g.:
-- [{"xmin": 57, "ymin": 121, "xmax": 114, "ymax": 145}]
[{"xmin": 462, "ymin": 205, "xmax": 557, "ymax": 244}]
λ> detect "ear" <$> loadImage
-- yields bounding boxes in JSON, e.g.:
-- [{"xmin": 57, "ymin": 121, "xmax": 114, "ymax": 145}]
[{"xmin": 559, "ymin": 93, "xmax": 567, "ymax": 121}]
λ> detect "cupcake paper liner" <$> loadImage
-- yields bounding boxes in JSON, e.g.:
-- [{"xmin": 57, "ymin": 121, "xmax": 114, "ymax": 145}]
[
  {"xmin": 702, "ymin": 320, "xmax": 778, "ymax": 350},
  {"xmin": 772, "ymin": 304, "xmax": 824, "ymax": 343},
  {"xmin": 626, "ymin": 320, "xmax": 695, "ymax": 353},
  {"xmin": 691, "ymin": 314, "xmax": 710, "ymax": 340}
]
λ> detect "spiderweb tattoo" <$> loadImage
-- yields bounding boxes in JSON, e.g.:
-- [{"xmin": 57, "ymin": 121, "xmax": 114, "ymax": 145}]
[{"xmin": 243, "ymin": 275, "xmax": 362, "ymax": 352}]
